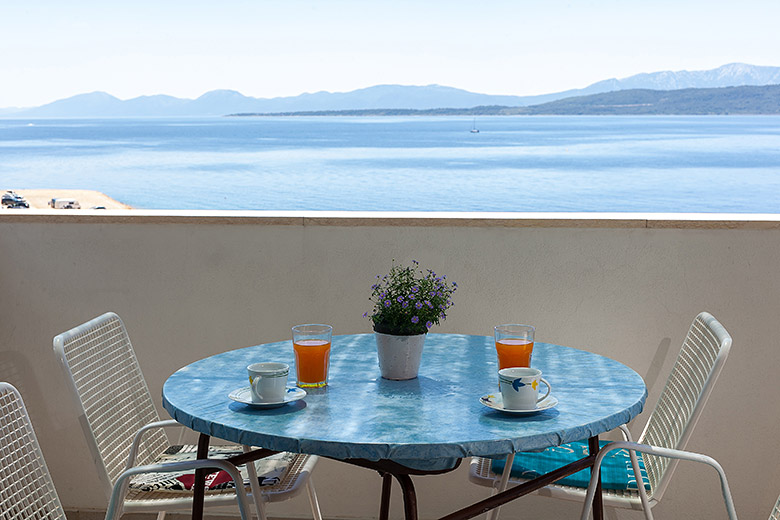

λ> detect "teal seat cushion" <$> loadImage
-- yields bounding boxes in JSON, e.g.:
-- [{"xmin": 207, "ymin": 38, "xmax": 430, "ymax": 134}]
[{"xmin": 490, "ymin": 440, "xmax": 651, "ymax": 491}]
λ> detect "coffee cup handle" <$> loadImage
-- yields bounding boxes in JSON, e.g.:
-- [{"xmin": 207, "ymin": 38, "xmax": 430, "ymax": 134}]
[
  {"xmin": 251, "ymin": 377, "xmax": 264, "ymax": 401},
  {"xmin": 537, "ymin": 378, "xmax": 551, "ymax": 403}
]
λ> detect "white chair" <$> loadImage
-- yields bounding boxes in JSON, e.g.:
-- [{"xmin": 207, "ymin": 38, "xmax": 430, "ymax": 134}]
[
  {"xmin": 0, "ymin": 381, "xmax": 67, "ymax": 519},
  {"xmin": 0, "ymin": 381, "xmax": 252, "ymax": 520},
  {"xmin": 770, "ymin": 493, "xmax": 780, "ymax": 520},
  {"xmin": 578, "ymin": 441, "xmax": 737, "ymax": 520},
  {"xmin": 469, "ymin": 311, "xmax": 732, "ymax": 519},
  {"xmin": 53, "ymin": 312, "xmax": 322, "ymax": 520}
]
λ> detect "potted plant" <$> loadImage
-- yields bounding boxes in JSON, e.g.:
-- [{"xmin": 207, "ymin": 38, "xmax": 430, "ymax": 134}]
[{"xmin": 364, "ymin": 260, "xmax": 457, "ymax": 379}]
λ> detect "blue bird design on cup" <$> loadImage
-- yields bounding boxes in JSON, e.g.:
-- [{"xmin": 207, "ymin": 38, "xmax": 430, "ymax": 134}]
[{"xmin": 512, "ymin": 378, "xmax": 526, "ymax": 391}]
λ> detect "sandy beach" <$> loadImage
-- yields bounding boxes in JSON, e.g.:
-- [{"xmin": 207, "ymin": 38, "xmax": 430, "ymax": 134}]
[{"xmin": 2, "ymin": 189, "xmax": 132, "ymax": 210}]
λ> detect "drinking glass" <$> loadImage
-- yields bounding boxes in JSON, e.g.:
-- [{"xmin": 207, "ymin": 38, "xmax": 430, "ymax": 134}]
[
  {"xmin": 292, "ymin": 324, "xmax": 333, "ymax": 387},
  {"xmin": 494, "ymin": 324, "xmax": 535, "ymax": 369}
]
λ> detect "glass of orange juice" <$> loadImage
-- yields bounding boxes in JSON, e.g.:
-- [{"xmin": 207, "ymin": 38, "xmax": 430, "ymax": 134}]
[
  {"xmin": 292, "ymin": 324, "xmax": 333, "ymax": 387},
  {"xmin": 494, "ymin": 324, "xmax": 535, "ymax": 369}
]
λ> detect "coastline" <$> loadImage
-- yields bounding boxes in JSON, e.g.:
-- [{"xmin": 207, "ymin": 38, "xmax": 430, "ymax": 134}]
[{"xmin": 4, "ymin": 189, "xmax": 132, "ymax": 210}]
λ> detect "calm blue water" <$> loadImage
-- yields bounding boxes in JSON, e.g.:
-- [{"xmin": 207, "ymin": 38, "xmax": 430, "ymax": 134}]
[{"xmin": 2, "ymin": 115, "xmax": 780, "ymax": 212}]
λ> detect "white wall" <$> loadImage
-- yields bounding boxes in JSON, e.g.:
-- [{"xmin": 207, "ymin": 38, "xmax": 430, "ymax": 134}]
[{"xmin": 1, "ymin": 212, "xmax": 779, "ymax": 519}]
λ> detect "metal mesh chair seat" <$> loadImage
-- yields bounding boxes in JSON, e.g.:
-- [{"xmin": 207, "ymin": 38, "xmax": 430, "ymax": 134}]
[
  {"xmin": 124, "ymin": 452, "xmax": 317, "ymax": 505},
  {"xmin": 470, "ymin": 312, "xmax": 732, "ymax": 520},
  {"xmin": 54, "ymin": 312, "xmax": 321, "ymax": 520},
  {"xmin": 469, "ymin": 456, "xmax": 647, "ymax": 510}
]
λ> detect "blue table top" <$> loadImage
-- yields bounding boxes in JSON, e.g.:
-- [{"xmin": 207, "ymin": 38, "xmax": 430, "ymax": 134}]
[{"xmin": 162, "ymin": 334, "xmax": 647, "ymax": 470}]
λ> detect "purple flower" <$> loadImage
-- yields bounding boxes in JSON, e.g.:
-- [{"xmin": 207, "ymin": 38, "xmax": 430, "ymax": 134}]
[
  {"xmin": 415, "ymin": 301, "xmax": 423, "ymax": 309},
  {"xmin": 452, "ymin": 282, "xmax": 458, "ymax": 288},
  {"xmin": 402, "ymin": 301, "xmax": 409, "ymax": 308},
  {"xmin": 396, "ymin": 295, "xmax": 404, "ymax": 302},
  {"xmin": 363, "ymin": 311, "xmax": 368, "ymax": 318},
  {"xmin": 411, "ymin": 316, "xmax": 419, "ymax": 324},
  {"xmin": 384, "ymin": 300, "xmax": 392, "ymax": 307},
  {"xmin": 409, "ymin": 293, "xmax": 416, "ymax": 300},
  {"xmin": 426, "ymin": 301, "xmax": 433, "ymax": 309},
  {"xmin": 411, "ymin": 286, "xmax": 420, "ymax": 293},
  {"xmin": 429, "ymin": 291, "xmax": 436, "ymax": 297},
  {"xmin": 426, "ymin": 321, "xmax": 433, "ymax": 329}
]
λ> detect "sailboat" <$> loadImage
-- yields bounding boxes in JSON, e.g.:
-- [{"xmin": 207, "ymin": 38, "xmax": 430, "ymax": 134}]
[{"xmin": 470, "ymin": 118, "xmax": 480, "ymax": 133}]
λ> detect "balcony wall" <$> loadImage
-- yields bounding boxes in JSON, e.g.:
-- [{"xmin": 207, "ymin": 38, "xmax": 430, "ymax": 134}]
[{"xmin": 1, "ymin": 210, "xmax": 779, "ymax": 519}]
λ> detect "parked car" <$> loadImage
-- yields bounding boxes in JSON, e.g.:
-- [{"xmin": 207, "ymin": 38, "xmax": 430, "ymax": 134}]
[
  {"xmin": 49, "ymin": 198, "xmax": 81, "ymax": 209},
  {"xmin": 2, "ymin": 191, "xmax": 29, "ymax": 208}
]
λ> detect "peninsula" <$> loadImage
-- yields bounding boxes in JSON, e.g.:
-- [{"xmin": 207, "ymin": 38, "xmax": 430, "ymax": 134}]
[{"xmin": 229, "ymin": 84, "xmax": 780, "ymax": 117}]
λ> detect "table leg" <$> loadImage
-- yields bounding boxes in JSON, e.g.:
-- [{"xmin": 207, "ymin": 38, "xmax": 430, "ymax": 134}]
[
  {"xmin": 192, "ymin": 433, "xmax": 211, "ymax": 520},
  {"xmin": 376, "ymin": 471, "xmax": 418, "ymax": 520},
  {"xmin": 379, "ymin": 473, "xmax": 393, "ymax": 520},
  {"xmin": 588, "ymin": 436, "xmax": 604, "ymax": 520},
  {"xmin": 395, "ymin": 474, "xmax": 418, "ymax": 520}
]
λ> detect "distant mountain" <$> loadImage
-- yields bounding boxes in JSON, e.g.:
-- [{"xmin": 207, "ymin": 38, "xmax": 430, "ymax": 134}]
[
  {"xmin": 584, "ymin": 63, "xmax": 780, "ymax": 93},
  {"xmin": 515, "ymin": 63, "xmax": 780, "ymax": 105},
  {"xmin": 12, "ymin": 85, "xmax": 529, "ymax": 118},
  {"xmin": 4, "ymin": 63, "xmax": 780, "ymax": 117}
]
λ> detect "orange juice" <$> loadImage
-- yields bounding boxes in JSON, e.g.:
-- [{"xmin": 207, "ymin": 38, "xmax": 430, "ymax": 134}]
[
  {"xmin": 293, "ymin": 339, "xmax": 331, "ymax": 387},
  {"xmin": 495, "ymin": 338, "xmax": 534, "ymax": 369}
]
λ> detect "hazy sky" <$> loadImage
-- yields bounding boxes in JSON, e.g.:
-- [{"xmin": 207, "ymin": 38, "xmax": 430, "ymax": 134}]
[{"xmin": 2, "ymin": 0, "xmax": 779, "ymax": 107}]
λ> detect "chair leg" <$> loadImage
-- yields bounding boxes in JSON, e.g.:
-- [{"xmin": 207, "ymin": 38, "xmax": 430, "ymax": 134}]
[
  {"xmin": 243, "ymin": 445, "xmax": 268, "ymax": 520},
  {"xmin": 579, "ymin": 442, "xmax": 738, "ymax": 520},
  {"xmin": 306, "ymin": 478, "xmax": 323, "ymax": 520},
  {"xmin": 486, "ymin": 453, "xmax": 515, "ymax": 520}
]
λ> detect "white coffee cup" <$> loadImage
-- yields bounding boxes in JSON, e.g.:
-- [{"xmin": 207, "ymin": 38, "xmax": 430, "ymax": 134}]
[
  {"xmin": 247, "ymin": 362, "xmax": 289, "ymax": 403},
  {"xmin": 498, "ymin": 367, "xmax": 551, "ymax": 410}
]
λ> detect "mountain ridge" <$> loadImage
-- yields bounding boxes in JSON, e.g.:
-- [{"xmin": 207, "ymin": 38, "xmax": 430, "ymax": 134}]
[{"xmin": 5, "ymin": 63, "xmax": 780, "ymax": 117}]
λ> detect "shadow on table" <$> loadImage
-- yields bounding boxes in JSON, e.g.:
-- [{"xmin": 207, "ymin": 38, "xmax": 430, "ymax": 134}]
[
  {"xmin": 228, "ymin": 400, "xmax": 307, "ymax": 416},
  {"xmin": 479, "ymin": 408, "xmax": 560, "ymax": 423}
]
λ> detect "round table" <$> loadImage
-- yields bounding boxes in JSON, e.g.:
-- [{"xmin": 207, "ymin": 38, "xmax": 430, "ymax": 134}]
[
  {"xmin": 163, "ymin": 334, "xmax": 647, "ymax": 518},
  {"xmin": 164, "ymin": 334, "xmax": 646, "ymax": 463},
  {"xmin": 163, "ymin": 333, "xmax": 646, "ymax": 520}
]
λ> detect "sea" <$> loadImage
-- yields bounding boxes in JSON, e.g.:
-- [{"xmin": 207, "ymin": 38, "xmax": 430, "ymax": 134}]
[{"xmin": 2, "ymin": 115, "xmax": 780, "ymax": 212}]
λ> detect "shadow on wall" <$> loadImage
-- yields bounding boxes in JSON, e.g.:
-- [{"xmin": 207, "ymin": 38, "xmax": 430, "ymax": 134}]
[
  {"xmin": 0, "ymin": 350, "xmax": 59, "ymax": 436},
  {"xmin": 645, "ymin": 338, "xmax": 673, "ymax": 395}
]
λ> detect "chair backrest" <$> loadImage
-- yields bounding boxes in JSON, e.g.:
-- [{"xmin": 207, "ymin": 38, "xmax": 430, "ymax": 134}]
[
  {"xmin": 638, "ymin": 311, "xmax": 732, "ymax": 501},
  {"xmin": 53, "ymin": 312, "xmax": 168, "ymax": 499},
  {"xmin": 770, "ymin": 494, "xmax": 780, "ymax": 520},
  {"xmin": 0, "ymin": 382, "xmax": 67, "ymax": 519}
]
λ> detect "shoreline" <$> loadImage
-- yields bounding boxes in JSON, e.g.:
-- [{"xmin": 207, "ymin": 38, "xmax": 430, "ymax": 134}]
[{"xmin": 3, "ymin": 189, "xmax": 132, "ymax": 210}]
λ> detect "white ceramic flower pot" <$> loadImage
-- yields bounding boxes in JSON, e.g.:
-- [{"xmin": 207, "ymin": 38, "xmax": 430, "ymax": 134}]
[{"xmin": 375, "ymin": 332, "xmax": 426, "ymax": 380}]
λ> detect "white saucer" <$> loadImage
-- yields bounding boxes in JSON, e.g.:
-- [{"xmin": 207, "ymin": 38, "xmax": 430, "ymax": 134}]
[
  {"xmin": 480, "ymin": 393, "xmax": 558, "ymax": 414},
  {"xmin": 229, "ymin": 387, "xmax": 307, "ymax": 409}
]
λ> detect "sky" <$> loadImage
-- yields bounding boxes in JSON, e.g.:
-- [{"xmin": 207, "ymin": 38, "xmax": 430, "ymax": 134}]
[{"xmin": 2, "ymin": 0, "xmax": 779, "ymax": 108}]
